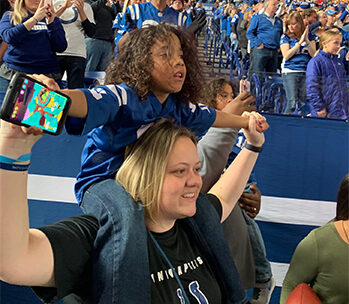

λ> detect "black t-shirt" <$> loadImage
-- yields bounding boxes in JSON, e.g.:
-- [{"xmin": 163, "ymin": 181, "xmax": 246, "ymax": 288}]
[
  {"xmin": 34, "ymin": 194, "xmax": 223, "ymax": 303},
  {"xmin": 148, "ymin": 220, "xmax": 222, "ymax": 303}
]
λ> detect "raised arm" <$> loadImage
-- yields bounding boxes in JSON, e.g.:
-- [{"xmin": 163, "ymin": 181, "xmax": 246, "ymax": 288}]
[
  {"xmin": 0, "ymin": 122, "xmax": 55, "ymax": 287},
  {"xmin": 208, "ymin": 112, "xmax": 265, "ymax": 222}
]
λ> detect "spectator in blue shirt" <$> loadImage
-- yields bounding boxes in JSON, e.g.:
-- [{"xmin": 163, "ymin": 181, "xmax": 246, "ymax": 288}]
[
  {"xmin": 280, "ymin": 11, "xmax": 316, "ymax": 114},
  {"xmin": 246, "ymin": 0, "xmax": 283, "ymax": 74}
]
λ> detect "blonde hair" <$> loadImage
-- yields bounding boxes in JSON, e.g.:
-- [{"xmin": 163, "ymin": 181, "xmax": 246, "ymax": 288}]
[
  {"xmin": 319, "ymin": 29, "xmax": 342, "ymax": 50},
  {"xmin": 116, "ymin": 119, "xmax": 197, "ymax": 223},
  {"xmin": 11, "ymin": 0, "xmax": 28, "ymax": 26}
]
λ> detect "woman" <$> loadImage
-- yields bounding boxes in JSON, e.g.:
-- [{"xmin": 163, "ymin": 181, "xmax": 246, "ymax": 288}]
[
  {"xmin": 0, "ymin": 0, "xmax": 67, "ymax": 102},
  {"xmin": 280, "ymin": 11, "xmax": 316, "ymax": 114},
  {"xmin": 280, "ymin": 174, "xmax": 349, "ymax": 303},
  {"xmin": 0, "ymin": 114, "xmax": 265, "ymax": 303}
]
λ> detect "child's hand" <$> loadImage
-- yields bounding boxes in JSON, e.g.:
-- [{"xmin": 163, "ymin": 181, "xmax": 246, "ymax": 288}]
[
  {"xmin": 242, "ymin": 111, "xmax": 265, "ymax": 147},
  {"xmin": 222, "ymin": 92, "xmax": 256, "ymax": 115},
  {"xmin": 239, "ymin": 184, "xmax": 261, "ymax": 218},
  {"xmin": 30, "ymin": 74, "xmax": 60, "ymax": 91}
]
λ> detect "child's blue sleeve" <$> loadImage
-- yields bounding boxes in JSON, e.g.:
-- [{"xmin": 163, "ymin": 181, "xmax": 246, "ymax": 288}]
[
  {"xmin": 65, "ymin": 85, "xmax": 124, "ymax": 136},
  {"xmin": 180, "ymin": 103, "xmax": 216, "ymax": 139}
]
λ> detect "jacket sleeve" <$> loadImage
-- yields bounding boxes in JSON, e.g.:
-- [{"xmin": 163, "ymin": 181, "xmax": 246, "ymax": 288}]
[
  {"xmin": 47, "ymin": 18, "xmax": 67, "ymax": 53},
  {"xmin": 0, "ymin": 12, "xmax": 29, "ymax": 45},
  {"xmin": 306, "ymin": 58, "xmax": 325, "ymax": 113},
  {"xmin": 246, "ymin": 15, "xmax": 261, "ymax": 48},
  {"xmin": 81, "ymin": 3, "xmax": 96, "ymax": 38}
]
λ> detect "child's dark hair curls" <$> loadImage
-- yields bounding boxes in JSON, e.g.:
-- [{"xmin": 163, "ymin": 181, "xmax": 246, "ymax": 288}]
[{"xmin": 104, "ymin": 23, "xmax": 203, "ymax": 103}]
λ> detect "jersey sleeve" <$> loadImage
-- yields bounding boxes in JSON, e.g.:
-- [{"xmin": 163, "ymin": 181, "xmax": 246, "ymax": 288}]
[
  {"xmin": 280, "ymin": 34, "xmax": 290, "ymax": 45},
  {"xmin": 65, "ymin": 85, "xmax": 127, "ymax": 135},
  {"xmin": 180, "ymin": 103, "xmax": 216, "ymax": 139},
  {"xmin": 33, "ymin": 215, "xmax": 98, "ymax": 303}
]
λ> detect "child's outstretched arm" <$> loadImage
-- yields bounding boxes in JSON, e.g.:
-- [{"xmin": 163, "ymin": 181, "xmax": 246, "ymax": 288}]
[
  {"xmin": 213, "ymin": 110, "xmax": 269, "ymax": 133},
  {"xmin": 32, "ymin": 75, "xmax": 88, "ymax": 118}
]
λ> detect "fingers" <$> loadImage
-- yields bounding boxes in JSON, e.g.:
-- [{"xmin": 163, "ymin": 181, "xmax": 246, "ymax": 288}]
[
  {"xmin": 31, "ymin": 74, "xmax": 60, "ymax": 91},
  {"xmin": 21, "ymin": 126, "xmax": 44, "ymax": 136},
  {"xmin": 38, "ymin": 0, "xmax": 46, "ymax": 8}
]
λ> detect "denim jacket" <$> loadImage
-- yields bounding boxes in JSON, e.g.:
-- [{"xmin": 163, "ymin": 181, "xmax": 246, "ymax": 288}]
[{"xmin": 83, "ymin": 179, "xmax": 248, "ymax": 304}]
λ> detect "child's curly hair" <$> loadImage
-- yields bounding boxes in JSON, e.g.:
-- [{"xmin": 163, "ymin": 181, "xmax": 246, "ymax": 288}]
[
  {"xmin": 204, "ymin": 77, "xmax": 235, "ymax": 109},
  {"xmin": 104, "ymin": 23, "xmax": 203, "ymax": 104}
]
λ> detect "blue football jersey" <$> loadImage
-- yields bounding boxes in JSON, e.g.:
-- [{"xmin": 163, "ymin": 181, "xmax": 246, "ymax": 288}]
[
  {"xmin": 66, "ymin": 84, "xmax": 216, "ymax": 203},
  {"xmin": 280, "ymin": 34, "xmax": 313, "ymax": 71},
  {"xmin": 115, "ymin": 2, "xmax": 188, "ymax": 45}
]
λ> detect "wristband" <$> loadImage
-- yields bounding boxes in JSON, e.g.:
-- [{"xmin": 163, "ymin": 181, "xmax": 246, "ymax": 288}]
[
  {"xmin": 244, "ymin": 142, "xmax": 263, "ymax": 153},
  {"xmin": 0, "ymin": 153, "xmax": 32, "ymax": 164},
  {"xmin": 0, "ymin": 162, "xmax": 30, "ymax": 171}
]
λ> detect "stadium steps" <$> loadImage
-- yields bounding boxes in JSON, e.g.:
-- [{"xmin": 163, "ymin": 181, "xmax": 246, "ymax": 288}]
[{"xmin": 196, "ymin": 33, "xmax": 231, "ymax": 81}]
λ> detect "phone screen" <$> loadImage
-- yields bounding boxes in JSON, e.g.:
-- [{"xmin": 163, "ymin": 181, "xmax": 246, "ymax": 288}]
[{"xmin": 8, "ymin": 77, "xmax": 69, "ymax": 134}]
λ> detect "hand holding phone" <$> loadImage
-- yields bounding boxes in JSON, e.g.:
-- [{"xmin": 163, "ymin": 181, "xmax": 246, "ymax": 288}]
[
  {"xmin": 0, "ymin": 73, "xmax": 71, "ymax": 135},
  {"xmin": 239, "ymin": 79, "xmax": 250, "ymax": 93}
]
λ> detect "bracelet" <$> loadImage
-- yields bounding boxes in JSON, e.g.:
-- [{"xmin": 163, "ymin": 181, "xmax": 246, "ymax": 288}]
[
  {"xmin": 0, "ymin": 153, "xmax": 31, "ymax": 164},
  {"xmin": 33, "ymin": 16, "xmax": 39, "ymax": 23},
  {"xmin": 244, "ymin": 142, "xmax": 263, "ymax": 153},
  {"xmin": 0, "ymin": 162, "xmax": 30, "ymax": 171}
]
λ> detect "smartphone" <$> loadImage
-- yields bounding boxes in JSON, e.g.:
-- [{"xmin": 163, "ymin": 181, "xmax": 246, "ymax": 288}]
[
  {"xmin": 0, "ymin": 73, "xmax": 71, "ymax": 135},
  {"xmin": 239, "ymin": 79, "xmax": 250, "ymax": 93}
]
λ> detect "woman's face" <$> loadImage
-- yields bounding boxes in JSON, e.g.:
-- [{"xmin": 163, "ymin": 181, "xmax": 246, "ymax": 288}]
[
  {"xmin": 216, "ymin": 83, "xmax": 234, "ymax": 111},
  {"xmin": 288, "ymin": 18, "xmax": 301, "ymax": 34},
  {"xmin": 24, "ymin": 0, "xmax": 40, "ymax": 13},
  {"xmin": 158, "ymin": 136, "xmax": 202, "ymax": 226}
]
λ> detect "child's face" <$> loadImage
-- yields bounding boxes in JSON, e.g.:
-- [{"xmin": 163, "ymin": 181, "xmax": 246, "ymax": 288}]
[
  {"xmin": 150, "ymin": 33, "xmax": 186, "ymax": 103},
  {"xmin": 216, "ymin": 83, "xmax": 234, "ymax": 110},
  {"xmin": 323, "ymin": 35, "xmax": 342, "ymax": 54}
]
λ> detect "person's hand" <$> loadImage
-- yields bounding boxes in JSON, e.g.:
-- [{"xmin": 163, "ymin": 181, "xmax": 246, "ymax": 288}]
[
  {"xmin": 257, "ymin": 42, "xmax": 264, "ymax": 49},
  {"xmin": 33, "ymin": 0, "xmax": 49, "ymax": 22},
  {"xmin": 187, "ymin": 10, "xmax": 206, "ymax": 34},
  {"xmin": 300, "ymin": 26, "xmax": 309, "ymax": 44},
  {"xmin": 239, "ymin": 184, "xmax": 261, "ymax": 218},
  {"xmin": 74, "ymin": 0, "xmax": 86, "ymax": 18},
  {"xmin": 337, "ymin": 46, "xmax": 345, "ymax": 55},
  {"xmin": 319, "ymin": 15, "xmax": 327, "ymax": 26},
  {"xmin": 0, "ymin": 120, "xmax": 43, "ymax": 156},
  {"xmin": 242, "ymin": 111, "xmax": 265, "ymax": 146},
  {"xmin": 74, "ymin": 0, "xmax": 84, "ymax": 14},
  {"xmin": 346, "ymin": 51, "xmax": 349, "ymax": 61},
  {"xmin": 232, "ymin": 33, "xmax": 237, "ymax": 39},
  {"xmin": 222, "ymin": 92, "xmax": 256, "ymax": 115},
  {"xmin": 63, "ymin": 0, "xmax": 74, "ymax": 9},
  {"xmin": 317, "ymin": 109, "xmax": 327, "ymax": 117},
  {"xmin": 45, "ymin": 3, "xmax": 56, "ymax": 24},
  {"xmin": 30, "ymin": 74, "xmax": 60, "ymax": 91}
]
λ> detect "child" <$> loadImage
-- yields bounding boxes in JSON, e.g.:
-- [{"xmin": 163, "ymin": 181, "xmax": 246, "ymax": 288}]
[
  {"xmin": 42, "ymin": 24, "xmax": 268, "ymax": 302},
  {"xmin": 203, "ymin": 77, "xmax": 275, "ymax": 304},
  {"xmin": 306, "ymin": 29, "xmax": 349, "ymax": 119}
]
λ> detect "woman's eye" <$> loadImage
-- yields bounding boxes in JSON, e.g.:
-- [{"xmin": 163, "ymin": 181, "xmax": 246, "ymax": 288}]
[
  {"xmin": 174, "ymin": 169, "xmax": 185, "ymax": 175},
  {"xmin": 160, "ymin": 53, "xmax": 168, "ymax": 59},
  {"xmin": 195, "ymin": 167, "xmax": 201, "ymax": 173}
]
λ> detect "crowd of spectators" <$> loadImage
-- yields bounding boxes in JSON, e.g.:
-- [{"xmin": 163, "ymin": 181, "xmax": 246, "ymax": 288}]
[
  {"xmin": 212, "ymin": 0, "xmax": 349, "ymax": 119},
  {"xmin": 0, "ymin": 0, "xmax": 347, "ymax": 303}
]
